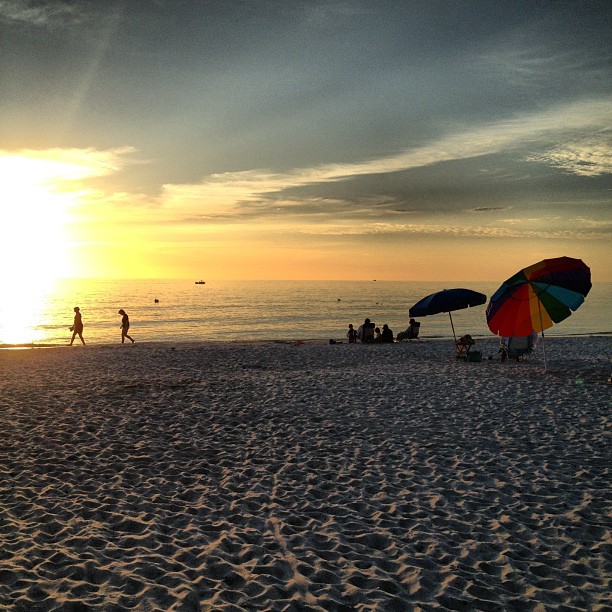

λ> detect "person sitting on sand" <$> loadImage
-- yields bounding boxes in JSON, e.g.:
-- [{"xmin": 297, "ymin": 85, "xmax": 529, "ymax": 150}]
[
  {"xmin": 357, "ymin": 318, "xmax": 376, "ymax": 343},
  {"xmin": 69, "ymin": 306, "xmax": 85, "ymax": 346},
  {"xmin": 347, "ymin": 324, "xmax": 357, "ymax": 343},
  {"xmin": 397, "ymin": 319, "xmax": 421, "ymax": 342},
  {"xmin": 381, "ymin": 324, "xmax": 394, "ymax": 343},
  {"xmin": 118, "ymin": 309, "xmax": 135, "ymax": 344},
  {"xmin": 374, "ymin": 327, "xmax": 382, "ymax": 342},
  {"xmin": 407, "ymin": 318, "xmax": 420, "ymax": 338}
]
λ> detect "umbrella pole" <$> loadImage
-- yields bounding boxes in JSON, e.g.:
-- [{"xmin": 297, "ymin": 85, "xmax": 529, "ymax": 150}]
[
  {"xmin": 538, "ymin": 300, "xmax": 547, "ymax": 370},
  {"xmin": 448, "ymin": 312, "xmax": 457, "ymax": 343}
]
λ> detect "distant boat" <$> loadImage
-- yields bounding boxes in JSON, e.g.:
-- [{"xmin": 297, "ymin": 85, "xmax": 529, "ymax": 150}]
[{"xmin": 195, "ymin": 280, "xmax": 206, "ymax": 284}]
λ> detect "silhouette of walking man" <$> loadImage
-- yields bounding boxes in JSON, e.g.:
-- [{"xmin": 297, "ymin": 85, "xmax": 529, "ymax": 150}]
[{"xmin": 69, "ymin": 306, "xmax": 85, "ymax": 346}]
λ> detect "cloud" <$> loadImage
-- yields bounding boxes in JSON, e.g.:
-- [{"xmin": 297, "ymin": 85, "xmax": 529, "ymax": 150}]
[
  {"xmin": 478, "ymin": 15, "xmax": 612, "ymax": 90},
  {"xmin": 303, "ymin": 1, "xmax": 369, "ymax": 26},
  {"xmin": 0, "ymin": 147, "xmax": 137, "ymax": 185},
  {"xmin": 296, "ymin": 221, "xmax": 610, "ymax": 240},
  {"xmin": 0, "ymin": 0, "xmax": 83, "ymax": 26},
  {"xmin": 526, "ymin": 133, "xmax": 612, "ymax": 176},
  {"xmin": 155, "ymin": 193, "xmax": 610, "ymax": 243},
  {"xmin": 160, "ymin": 97, "xmax": 611, "ymax": 217},
  {"xmin": 470, "ymin": 207, "xmax": 512, "ymax": 212},
  {"xmin": 4, "ymin": 95, "xmax": 609, "ymax": 233}
]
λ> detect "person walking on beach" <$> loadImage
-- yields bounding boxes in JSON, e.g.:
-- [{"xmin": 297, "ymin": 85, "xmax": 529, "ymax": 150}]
[
  {"xmin": 118, "ymin": 309, "xmax": 135, "ymax": 344},
  {"xmin": 69, "ymin": 306, "xmax": 85, "ymax": 346}
]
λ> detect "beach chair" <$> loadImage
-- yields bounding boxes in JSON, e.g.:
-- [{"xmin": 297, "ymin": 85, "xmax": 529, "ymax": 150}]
[
  {"xmin": 455, "ymin": 334, "xmax": 477, "ymax": 360},
  {"xmin": 397, "ymin": 322, "xmax": 421, "ymax": 342},
  {"xmin": 500, "ymin": 336, "xmax": 533, "ymax": 362}
]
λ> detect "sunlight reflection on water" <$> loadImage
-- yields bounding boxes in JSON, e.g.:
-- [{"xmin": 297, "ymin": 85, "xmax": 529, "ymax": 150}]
[
  {"xmin": 0, "ymin": 279, "xmax": 609, "ymax": 346},
  {"xmin": 0, "ymin": 279, "xmax": 57, "ymax": 344}
]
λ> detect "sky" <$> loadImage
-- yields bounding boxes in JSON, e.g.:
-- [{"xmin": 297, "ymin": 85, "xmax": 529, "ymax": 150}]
[{"xmin": 1, "ymin": 0, "xmax": 611, "ymax": 282}]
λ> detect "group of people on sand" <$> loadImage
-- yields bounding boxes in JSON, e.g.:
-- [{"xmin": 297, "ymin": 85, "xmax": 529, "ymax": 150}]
[
  {"xmin": 347, "ymin": 318, "xmax": 394, "ymax": 343},
  {"xmin": 69, "ymin": 307, "xmax": 135, "ymax": 346},
  {"xmin": 347, "ymin": 317, "xmax": 420, "ymax": 344}
]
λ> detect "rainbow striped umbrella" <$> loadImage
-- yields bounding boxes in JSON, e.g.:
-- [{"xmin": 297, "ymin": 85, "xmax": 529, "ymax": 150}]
[{"xmin": 487, "ymin": 257, "xmax": 591, "ymax": 367}]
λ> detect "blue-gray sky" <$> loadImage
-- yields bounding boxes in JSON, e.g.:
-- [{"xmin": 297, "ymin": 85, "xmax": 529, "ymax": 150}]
[{"xmin": 1, "ymin": 0, "xmax": 610, "ymax": 280}]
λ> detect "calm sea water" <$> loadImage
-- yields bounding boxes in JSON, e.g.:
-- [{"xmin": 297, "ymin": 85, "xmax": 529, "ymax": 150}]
[{"xmin": 1, "ymin": 279, "xmax": 610, "ymax": 346}]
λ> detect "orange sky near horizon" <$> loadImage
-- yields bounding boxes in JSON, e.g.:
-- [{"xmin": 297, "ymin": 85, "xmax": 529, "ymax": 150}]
[{"xmin": 0, "ymin": 149, "xmax": 609, "ymax": 284}]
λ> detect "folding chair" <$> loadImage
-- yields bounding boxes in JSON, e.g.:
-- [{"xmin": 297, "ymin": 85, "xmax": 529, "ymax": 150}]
[
  {"xmin": 456, "ymin": 334, "xmax": 477, "ymax": 360},
  {"xmin": 500, "ymin": 336, "xmax": 534, "ymax": 362}
]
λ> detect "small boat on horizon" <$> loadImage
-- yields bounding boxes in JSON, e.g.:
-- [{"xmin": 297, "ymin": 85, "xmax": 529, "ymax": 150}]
[{"xmin": 195, "ymin": 280, "xmax": 206, "ymax": 284}]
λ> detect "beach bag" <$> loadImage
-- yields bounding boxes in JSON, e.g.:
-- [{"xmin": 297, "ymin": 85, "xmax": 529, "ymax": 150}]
[{"xmin": 467, "ymin": 350, "xmax": 482, "ymax": 362}]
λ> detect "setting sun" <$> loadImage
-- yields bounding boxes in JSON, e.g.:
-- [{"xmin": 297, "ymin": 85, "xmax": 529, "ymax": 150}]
[
  {"xmin": 0, "ymin": 149, "xmax": 130, "ymax": 282},
  {"xmin": 0, "ymin": 154, "xmax": 77, "ymax": 282}
]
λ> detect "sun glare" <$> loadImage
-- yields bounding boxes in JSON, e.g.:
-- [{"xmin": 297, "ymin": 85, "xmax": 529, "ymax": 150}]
[
  {"xmin": 0, "ymin": 153, "xmax": 93, "ymax": 343},
  {"xmin": 0, "ymin": 155, "xmax": 82, "ymax": 285},
  {"xmin": 0, "ymin": 283, "xmax": 54, "ymax": 345}
]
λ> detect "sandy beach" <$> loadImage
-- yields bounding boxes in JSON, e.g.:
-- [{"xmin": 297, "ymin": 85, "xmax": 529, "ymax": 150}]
[{"xmin": 1, "ymin": 336, "xmax": 610, "ymax": 611}]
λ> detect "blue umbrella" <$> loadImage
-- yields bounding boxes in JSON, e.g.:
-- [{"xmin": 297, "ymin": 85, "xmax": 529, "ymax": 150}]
[{"xmin": 409, "ymin": 288, "xmax": 487, "ymax": 342}]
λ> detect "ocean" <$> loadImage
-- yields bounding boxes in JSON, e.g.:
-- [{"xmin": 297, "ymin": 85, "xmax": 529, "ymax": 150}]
[{"xmin": 1, "ymin": 279, "xmax": 610, "ymax": 346}]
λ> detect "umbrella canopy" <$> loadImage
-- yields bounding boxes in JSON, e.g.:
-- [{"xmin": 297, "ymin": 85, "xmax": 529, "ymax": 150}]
[
  {"xmin": 409, "ymin": 288, "xmax": 487, "ymax": 342},
  {"xmin": 409, "ymin": 288, "xmax": 487, "ymax": 317},
  {"xmin": 486, "ymin": 256, "xmax": 591, "ymax": 369},
  {"xmin": 486, "ymin": 257, "xmax": 591, "ymax": 337}
]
